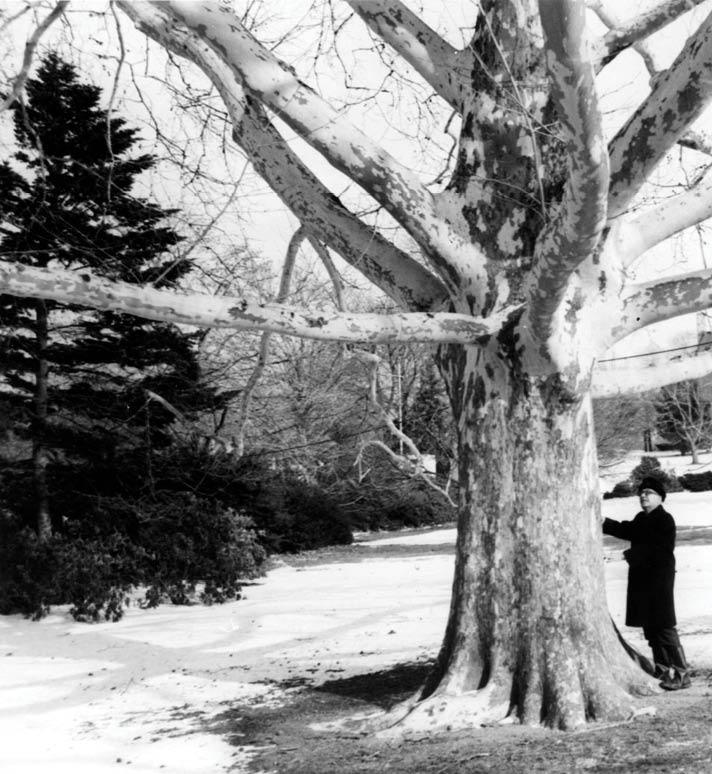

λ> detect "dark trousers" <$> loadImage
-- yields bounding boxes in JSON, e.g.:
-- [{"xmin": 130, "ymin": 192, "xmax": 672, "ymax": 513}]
[{"xmin": 643, "ymin": 626, "xmax": 684, "ymax": 668}]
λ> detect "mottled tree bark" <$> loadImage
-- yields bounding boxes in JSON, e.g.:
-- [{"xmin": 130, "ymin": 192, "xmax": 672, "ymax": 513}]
[{"xmin": 417, "ymin": 346, "xmax": 653, "ymax": 729}]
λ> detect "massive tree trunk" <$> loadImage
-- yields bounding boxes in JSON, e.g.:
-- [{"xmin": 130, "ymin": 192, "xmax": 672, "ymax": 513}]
[{"xmin": 372, "ymin": 344, "xmax": 655, "ymax": 732}]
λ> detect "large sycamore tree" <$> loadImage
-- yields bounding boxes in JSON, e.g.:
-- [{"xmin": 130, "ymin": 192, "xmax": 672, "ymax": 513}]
[{"xmin": 4, "ymin": 0, "xmax": 712, "ymax": 731}]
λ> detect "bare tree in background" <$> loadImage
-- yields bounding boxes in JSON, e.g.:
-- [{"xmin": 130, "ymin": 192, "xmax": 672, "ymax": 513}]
[
  {"xmin": 593, "ymin": 393, "xmax": 652, "ymax": 464},
  {"xmin": 654, "ymin": 378, "xmax": 712, "ymax": 462},
  {"xmin": 6, "ymin": 0, "xmax": 712, "ymax": 731}
]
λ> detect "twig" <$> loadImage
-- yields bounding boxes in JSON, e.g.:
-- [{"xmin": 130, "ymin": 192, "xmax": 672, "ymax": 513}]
[{"xmin": 0, "ymin": 1, "xmax": 69, "ymax": 116}]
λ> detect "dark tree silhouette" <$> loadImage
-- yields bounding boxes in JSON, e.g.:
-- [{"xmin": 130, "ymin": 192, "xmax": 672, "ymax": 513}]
[{"xmin": 0, "ymin": 53, "xmax": 208, "ymax": 537}]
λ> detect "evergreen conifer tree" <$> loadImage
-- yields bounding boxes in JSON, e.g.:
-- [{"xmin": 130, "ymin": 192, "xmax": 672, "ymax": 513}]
[{"xmin": 0, "ymin": 53, "xmax": 209, "ymax": 538}]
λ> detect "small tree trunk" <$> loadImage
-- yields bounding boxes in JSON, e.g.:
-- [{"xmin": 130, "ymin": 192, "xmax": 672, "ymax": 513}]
[
  {"xmin": 374, "ymin": 345, "xmax": 655, "ymax": 734},
  {"xmin": 688, "ymin": 436, "xmax": 699, "ymax": 464},
  {"xmin": 33, "ymin": 300, "xmax": 51, "ymax": 540}
]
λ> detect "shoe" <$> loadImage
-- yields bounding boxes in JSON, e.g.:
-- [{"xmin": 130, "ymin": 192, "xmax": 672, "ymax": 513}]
[
  {"xmin": 660, "ymin": 671, "xmax": 691, "ymax": 690},
  {"xmin": 659, "ymin": 644, "xmax": 692, "ymax": 691}
]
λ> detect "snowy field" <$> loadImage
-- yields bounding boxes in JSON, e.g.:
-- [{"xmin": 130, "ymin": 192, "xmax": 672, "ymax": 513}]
[{"xmin": 2, "ymin": 473, "xmax": 712, "ymax": 773}]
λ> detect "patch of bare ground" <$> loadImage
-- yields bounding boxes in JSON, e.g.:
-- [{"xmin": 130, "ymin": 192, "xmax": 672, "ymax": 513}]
[{"xmin": 205, "ymin": 661, "xmax": 712, "ymax": 774}]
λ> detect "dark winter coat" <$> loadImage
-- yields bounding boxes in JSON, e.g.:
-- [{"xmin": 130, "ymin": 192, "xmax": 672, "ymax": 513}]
[{"xmin": 602, "ymin": 506, "xmax": 676, "ymax": 629}]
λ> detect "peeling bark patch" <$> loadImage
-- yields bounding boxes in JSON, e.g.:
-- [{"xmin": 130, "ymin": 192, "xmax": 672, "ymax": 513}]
[
  {"xmin": 614, "ymin": 115, "xmax": 656, "ymax": 188},
  {"xmin": 677, "ymin": 74, "xmax": 702, "ymax": 118},
  {"xmin": 469, "ymin": 374, "xmax": 487, "ymax": 411},
  {"xmin": 564, "ymin": 288, "xmax": 584, "ymax": 326}
]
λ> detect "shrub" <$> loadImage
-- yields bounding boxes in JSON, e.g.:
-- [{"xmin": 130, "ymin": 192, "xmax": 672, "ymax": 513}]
[
  {"xmin": 603, "ymin": 456, "xmax": 683, "ymax": 500},
  {"xmin": 340, "ymin": 480, "xmax": 454, "ymax": 531},
  {"xmin": 0, "ymin": 519, "xmax": 57, "ymax": 620},
  {"xmin": 253, "ymin": 480, "xmax": 352, "ymax": 554},
  {"xmin": 602, "ymin": 480, "xmax": 635, "ymax": 500},
  {"xmin": 54, "ymin": 534, "xmax": 139, "ymax": 622},
  {"xmin": 380, "ymin": 487, "xmax": 452, "ymax": 529},
  {"xmin": 135, "ymin": 494, "xmax": 266, "ymax": 606},
  {"xmin": 629, "ymin": 456, "xmax": 683, "ymax": 493},
  {"xmin": 0, "ymin": 496, "xmax": 266, "ymax": 621},
  {"xmin": 0, "ymin": 517, "xmax": 138, "ymax": 621},
  {"xmin": 678, "ymin": 471, "xmax": 712, "ymax": 492}
]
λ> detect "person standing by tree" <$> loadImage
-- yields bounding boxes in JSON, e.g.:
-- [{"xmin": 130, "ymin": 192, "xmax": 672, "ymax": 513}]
[{"xmin": 603, "ymin": 478, "xmax": 691, "ymax": 691}]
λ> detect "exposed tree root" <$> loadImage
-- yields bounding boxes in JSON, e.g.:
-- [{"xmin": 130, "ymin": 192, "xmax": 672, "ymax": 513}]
[
  {"xmin": 312, "ymin": 661, "xmax": 659, "ymax": 740},
  {"xmin": 312, "ymin": 685, "xmax": 510, "ymax": 739}
]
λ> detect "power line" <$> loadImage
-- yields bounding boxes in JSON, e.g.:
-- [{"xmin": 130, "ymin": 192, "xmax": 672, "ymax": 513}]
[{"xmin": 599, "ymin": 340, "xmax": 712, "ymax": 363}]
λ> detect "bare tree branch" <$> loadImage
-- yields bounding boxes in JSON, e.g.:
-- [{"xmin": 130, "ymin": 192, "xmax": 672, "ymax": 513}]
[
  {"xmin": 678, "ymin": 128, "xmax": 712, "ymax": 156},
  {"xmin": 622, "ymin": 165, "xmax": 712, "ymax": 264},
  {"xmin": 608, "ymin": 8, "xmax": 712, "ymax": 219},
  {"xmin": 344, "ymin": 0, "xmax": 466, "ymax": 111},
  {"xmin": 591, "ymin": 0, "xmax": 707, "ymax": 70},
  {"xmin": 524, "ymin": 0, "xmax": 608, "ymax": 345},
  {"xmin": 117, "ymin": 0, "xmax": 449, "ymax": 312},
  {"xmin": 308, "ymin": 237, "xmax": 345, "ymax": 311},
  {"xmin": 614, "ymin": 268, "xmax": 712, "ymax": 342},
  {"xmin": 234, "ymin": 96, "xmax": 449, "ymax": 310},
  {"xmin": 593, "ymin": 345, "xmax": 712, "ymax": 396},
  {"xmin": 233, "ymin": 227, "xmax": 306, "ymax": 458},
  {"xmin": 592, "ymin": 2, "xmax": 712, "ymax": 160},
  {"xmin": 127, "ymin": 1, "xmax": 485, "ymax": 298},
  {"xmin": 353, "ymin": 349, "xmax": 456, "ymax": 507},
  {"xmin": 0, "ymin": 260, "xmax": 519, "ymax": 345},
  {"xmin": 0, "ymin": 1, "xmax": 68, "ymax": 116}
]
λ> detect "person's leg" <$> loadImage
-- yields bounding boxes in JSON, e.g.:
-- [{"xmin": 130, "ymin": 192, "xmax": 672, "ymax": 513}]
[
  {"xmin": 643, "ymin": 626, "xmax": 670, "ymax": 679},
  {"xmin": 617, "ymin": 622, "xmax": 657, "ymax": 676},
  {"xmin": 656, "ymin": 628, "xmax": 691, "ymax": 691}
]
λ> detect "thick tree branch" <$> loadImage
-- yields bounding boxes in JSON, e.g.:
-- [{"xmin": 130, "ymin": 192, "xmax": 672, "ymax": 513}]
[
  {"xmin": 0, "ymin": 261, "xmax": 518, "ymax": 345},
  {"xmin": 622, "ymin": 165, "xmax": 712, "ymax": 264},
  {"xmin": 119, "ymin": 1, "xmax": 448, "ymax": 311},
  {"xmin": 608, "ymin": 8, "xmax": 712, "ymax": 219},
  {"xmin": 135, "ymin": 1, "xmax": 485, "ymax": 299},
  {"xmin": 678, "ymin": 128, "xmax": 712, "ymax": 156},
  {"xmin": 344, "ymin": 0, "xmax": 466, "ymax": 111},
  {"xmin": 613, "ymin": 268, "xmax": 712, "ymax": 342},
  {"xmin": 592, "ymin": 2, "xmax": 712, "ymax": 160},
  {"xmin": 591, "ymin": 0, "xmax": 706, "ymax": 70},
  {"xmin": 593, "ymin": 345, "xmax": 712, "ymax": 397},
  {"xmin": 117, "ymin": 0, "xmax": 447, "ymax": 312},
  {"xmin": 524, "ymin": 0, "xmax": 608, "ymax": 347},
  {"xmin": 235, "ymin": 98, "xmax": 450, "ymax": 310}
]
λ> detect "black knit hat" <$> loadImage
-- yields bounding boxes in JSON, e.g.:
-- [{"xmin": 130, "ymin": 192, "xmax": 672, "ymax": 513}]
[{"xmin": 638, "ymin": 476, "xmax": 666, "ymax": 501}]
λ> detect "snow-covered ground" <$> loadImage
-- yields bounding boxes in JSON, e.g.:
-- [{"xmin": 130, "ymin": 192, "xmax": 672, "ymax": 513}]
[{"xmin": 2, "ymin": 483, "xmax": 711, "ymax": 774}]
